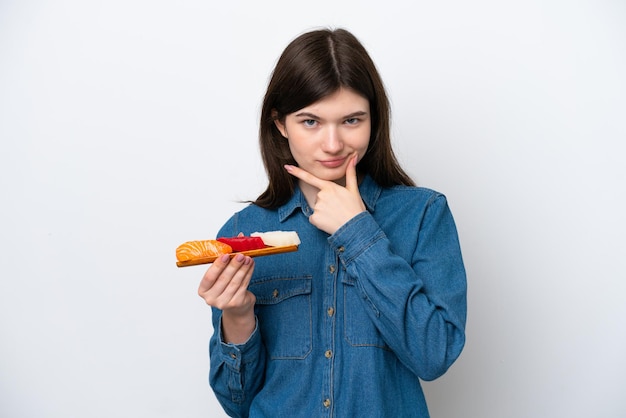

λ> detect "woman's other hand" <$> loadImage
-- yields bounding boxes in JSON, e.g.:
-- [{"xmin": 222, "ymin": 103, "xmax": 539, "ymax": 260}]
[{"xmin": 285, "ymin": 153, "xmax": 366, "ymax": 235}]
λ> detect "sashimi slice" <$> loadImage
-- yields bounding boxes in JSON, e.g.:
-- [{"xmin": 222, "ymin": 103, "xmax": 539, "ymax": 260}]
[
  {"xmin": 250, "ymin": 231, "xmax": 301, "ymax": 247},
  {"xmin": 175, "ymin": 240, "xmax": 233, "ymax": 261},
  {"xmin": 217, "ymin": 236, "xmax": 266, "ymax": 252}
]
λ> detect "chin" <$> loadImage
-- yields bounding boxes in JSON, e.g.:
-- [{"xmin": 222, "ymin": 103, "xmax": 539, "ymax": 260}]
[
  {"xmin": 313, "ymin": 167, "xmax": 342, "ymax": 177},
  {"xmin": 321, "ymin": 173, "xmax": 347, "ymax": 184}
]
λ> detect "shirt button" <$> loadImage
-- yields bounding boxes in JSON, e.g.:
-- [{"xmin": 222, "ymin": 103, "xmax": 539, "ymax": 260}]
[
  {"xmin": 229, "ymin": 353, "xmax": 237, "ymax": 359},
  {"xmin": 324, "ymin": 350, "xmax": 333, "ymax": 359},
  {"xmin": 328, "ymin": 265, "xmax": 336, "ymax": 273},
  {"xmin": 272, "ymin": 289, "xmax": 279, "ymax": 298},
  {"xmin": 327, "ymin": 307, "xmax": 335, "ymax": 317},
  {"xmin": 323, "ymin": 399, "xmax": 331, "ymax": 408},
  {"xmin": 338, "ymin": 246, "xmax": 345, "ymax": 252}
]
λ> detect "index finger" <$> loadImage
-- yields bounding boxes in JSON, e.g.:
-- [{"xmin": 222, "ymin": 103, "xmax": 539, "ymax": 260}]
[
  {"xmin": 284, "ymin": 164, "xmax": 329, "ymax": 189},
  {"xmin": 344, "ymin": 153, "xmax": 359, "ymax": 193}
]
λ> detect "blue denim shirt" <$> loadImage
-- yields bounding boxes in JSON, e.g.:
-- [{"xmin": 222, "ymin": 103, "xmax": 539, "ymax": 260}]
[{"xmin": 209, "ymin": 175, "xmax": 467, "ymax": 418}]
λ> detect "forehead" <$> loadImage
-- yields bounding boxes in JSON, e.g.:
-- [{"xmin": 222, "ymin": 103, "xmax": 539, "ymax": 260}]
[{"xmin": 295, "ymin": 88, "xmax": 369, "ymax": 116}]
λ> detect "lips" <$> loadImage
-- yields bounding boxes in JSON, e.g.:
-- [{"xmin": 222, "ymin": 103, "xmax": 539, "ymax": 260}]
[{"xmin": 319, "ymin": 156, "xmax": 348, "ymax": 168}]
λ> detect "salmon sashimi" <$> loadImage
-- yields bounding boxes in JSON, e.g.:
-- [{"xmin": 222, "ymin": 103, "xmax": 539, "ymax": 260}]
[{"xmin": 175, "ymin": 240, "xmax": 233, "ymax": 261}]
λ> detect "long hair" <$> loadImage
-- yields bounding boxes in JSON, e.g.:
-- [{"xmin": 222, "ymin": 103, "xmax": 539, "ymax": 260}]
[{"xmin": 254, "ymin": 28, "xmax": 414, "ymax": 209}]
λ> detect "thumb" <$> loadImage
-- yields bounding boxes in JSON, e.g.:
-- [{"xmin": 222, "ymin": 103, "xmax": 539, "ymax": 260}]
[{"xmin": 345, "ymin": 153, "xmax": 359, "ymax": 193}]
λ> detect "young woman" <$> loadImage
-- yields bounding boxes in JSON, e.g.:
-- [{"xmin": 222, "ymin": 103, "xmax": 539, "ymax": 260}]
[{"xmin": 198, "ymin": 28, "xmax": 467, "ymax": 418}]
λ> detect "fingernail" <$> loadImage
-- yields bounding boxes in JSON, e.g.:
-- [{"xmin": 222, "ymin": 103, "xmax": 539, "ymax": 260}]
[
  {"xmin": 284, "ymin": 164, "xmax": 294, "ymax": 172},
  {"xmin": 220, "ymin": 254, "xmax": 230, "ymax": 263},
  {"xmin": 235, "ymin": 253, "xmax": 245, "ymax": 262}
]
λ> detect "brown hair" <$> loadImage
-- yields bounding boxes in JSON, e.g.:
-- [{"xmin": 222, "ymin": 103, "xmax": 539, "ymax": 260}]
[{"xmin": 254, "ymin": 28, "xmax": 414, "ymax": 208}]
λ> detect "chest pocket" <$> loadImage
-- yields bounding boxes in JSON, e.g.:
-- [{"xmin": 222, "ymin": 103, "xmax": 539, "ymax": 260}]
[
  {"xmin": 342, "ymin": 276, "xmax": 389, "ymax": 350},
  {"xmin": 251, "ymin": 276, "xmax": 312, "ymax": 360}
]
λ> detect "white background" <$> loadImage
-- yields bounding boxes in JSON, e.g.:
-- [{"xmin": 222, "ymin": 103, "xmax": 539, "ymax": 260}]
[{"xmin": 1, "ymin": 1, "xmax": 625, "ymax": 417}]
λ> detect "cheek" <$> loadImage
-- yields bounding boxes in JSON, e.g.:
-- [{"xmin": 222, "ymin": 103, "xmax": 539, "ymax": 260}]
[
  {"xmin": 286, "ymin": 130, "xmax": 312, "ymax": 150},
  {"xmin": 357, "ymin": 131, "xmax": 371, "ymax": 156},
  {"xmin": 286, "ymin": 138, "xmax": 307, "ymax": 163}
]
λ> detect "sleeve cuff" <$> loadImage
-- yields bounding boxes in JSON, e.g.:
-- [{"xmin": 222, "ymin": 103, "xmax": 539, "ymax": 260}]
[
  {"xmin": 218, "ymin": 316, "xmax": 261, "ymax": 370},
  {"xmin": 328, "ymin": 211, "xmax": 386, "ymax": 265}
]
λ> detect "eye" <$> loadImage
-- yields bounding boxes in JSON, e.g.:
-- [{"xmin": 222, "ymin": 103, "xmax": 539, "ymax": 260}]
[
  {"xmin": 303, "ymin": 119, "xmax": 318, "ymax": 127},
  {"xmin": 345, "ymin": 117, "xmax": 360, "ymax": 125}
]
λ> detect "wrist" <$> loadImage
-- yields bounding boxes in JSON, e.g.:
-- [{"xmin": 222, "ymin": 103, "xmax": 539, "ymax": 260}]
[{"xmin": 221, "ymin": 310, "xmax": 256, "ymax": 344}]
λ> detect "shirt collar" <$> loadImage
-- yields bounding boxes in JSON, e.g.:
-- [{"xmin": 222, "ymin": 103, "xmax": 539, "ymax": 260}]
[{"xmin": 278, "ymin": 174, "xmax": 381, "ymax": 222}]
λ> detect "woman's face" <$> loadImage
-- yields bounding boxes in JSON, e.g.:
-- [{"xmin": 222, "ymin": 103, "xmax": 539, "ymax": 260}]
[{"xmin": 275, "ymin": 88, "xmax": 371, "ymax": 186}]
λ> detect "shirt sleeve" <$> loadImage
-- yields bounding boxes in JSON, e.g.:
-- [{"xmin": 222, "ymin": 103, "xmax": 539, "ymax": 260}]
[
  {"xmin": 207, "ymin": 214, "xmax": 267, "ymax": 418},
  {"xmin": 209, "ymin": 309, "xmax": 266, "ymax": 418},
  {"xmin": 328, "ymin": 193, "xmax": 467, "ymax": 381}
]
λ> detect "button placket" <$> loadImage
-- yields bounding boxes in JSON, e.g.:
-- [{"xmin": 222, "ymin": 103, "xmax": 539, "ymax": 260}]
[{"xmin": 322, "ymin": 245, "xmax": 338, "ymax": 416}]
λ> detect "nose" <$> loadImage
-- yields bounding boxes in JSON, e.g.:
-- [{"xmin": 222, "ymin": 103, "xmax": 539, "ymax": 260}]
[{"xmin": 320, "ymin": 126, "xmax": 343, "ymax": 154}]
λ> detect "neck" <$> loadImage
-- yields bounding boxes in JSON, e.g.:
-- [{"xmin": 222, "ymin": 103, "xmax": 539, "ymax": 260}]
[
  {"xmin": 298, "ymin": 174, "xmax": 364, "ymax": 207},
  {"xmin": 298, "ymin": 180, "xmax": 322, "ymax": 208}
]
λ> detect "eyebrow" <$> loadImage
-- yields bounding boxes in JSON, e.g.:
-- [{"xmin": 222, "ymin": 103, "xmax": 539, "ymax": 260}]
[{"xmin": 294, "ymin": 110, "xmax": 368, "ymax": 119}]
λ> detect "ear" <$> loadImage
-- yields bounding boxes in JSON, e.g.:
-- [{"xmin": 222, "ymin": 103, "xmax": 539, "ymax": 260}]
[{"xmin": 272, "ymin": 110, "xmax": 288, "ymax": 138}]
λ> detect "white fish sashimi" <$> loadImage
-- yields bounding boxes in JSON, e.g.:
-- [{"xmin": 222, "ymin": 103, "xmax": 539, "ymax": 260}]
[{"xmin": 251, "ymin": 231, "xmax": 301, "ymax": 247}]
